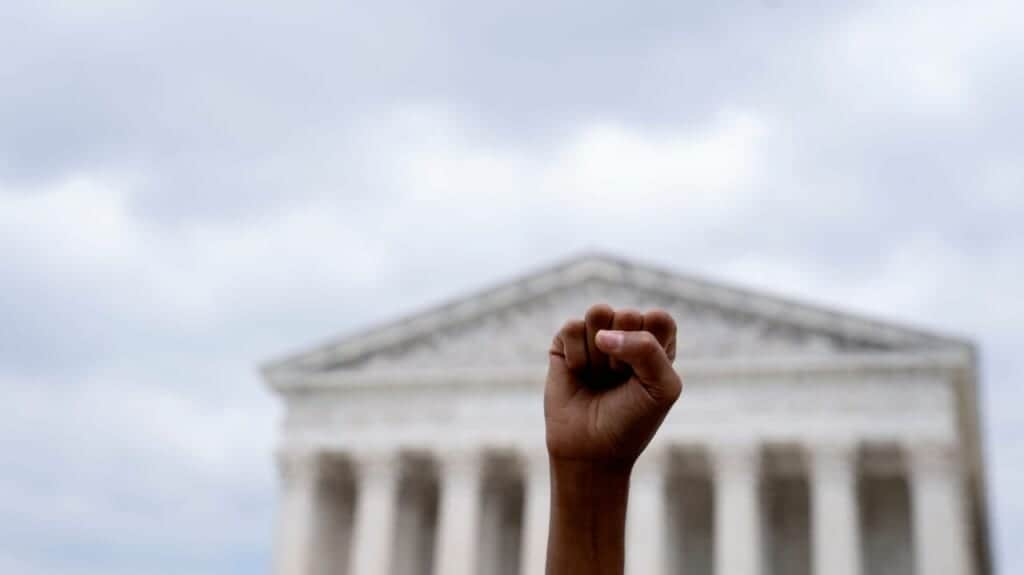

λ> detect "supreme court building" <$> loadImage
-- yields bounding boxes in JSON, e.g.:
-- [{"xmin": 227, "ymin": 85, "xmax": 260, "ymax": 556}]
[{"xmin": 261, "ymin": 254, "xmax": 991, "ymax": 575}]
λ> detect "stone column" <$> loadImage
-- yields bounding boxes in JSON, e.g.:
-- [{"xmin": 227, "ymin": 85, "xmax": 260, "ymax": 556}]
[
  {"xmin": 627, "ymin": 448, "xmax": 668, "ymax": 575},
  {"xmin": 908, "ymin": 443, "xmax": 973, "ymax": 575},
  {"xmin": 349, "ymin": 450, "xmax": 400, "ymax": 575},
  {"xmin": 434, "ymin": 449, "xmax": 484, "ymax": 575},
  {"xmin": 712, "ymin": 442, "xmax": 762, "ymax": 575},
  {"xmin": 274, "ymin": 450, "xmax": 319, "ymax": 575},
  {"xmin": 520, "ymin": 450, "xmax": 550, "ymax": 575},
  {"xmin": 809, "ymin": 442, "xmax": 862, "ymax": 575}
]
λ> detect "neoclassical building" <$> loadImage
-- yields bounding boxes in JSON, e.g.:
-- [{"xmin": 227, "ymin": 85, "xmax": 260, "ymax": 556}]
[{"xmin": 261, "ymin": 254, "xmax": 991, "ymax": 575}]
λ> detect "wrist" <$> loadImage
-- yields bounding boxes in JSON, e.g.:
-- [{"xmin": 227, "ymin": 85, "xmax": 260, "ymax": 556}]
[
  {"xmin": 549, "ymin": 456, "xmax": 634, "ymax": 485},
  {"xmin": 549, "ymin": 456, "xmax": 632, "ymax": 523},
  {"xmin": 547, "ymin": 456, "xmax": 632, "ymax": 574}
]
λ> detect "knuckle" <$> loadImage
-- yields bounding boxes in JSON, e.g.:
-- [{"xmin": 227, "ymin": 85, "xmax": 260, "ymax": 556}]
[
  {"xmin": 650, "ymin": 374, "xmax": 683, "ymax": 405},
  {"xmin": 585, "ymin": 303, "xmax": 614, "ymax": 322},
  {"xmin": 550, "ymin": 335, "xmax": 562, "ymax": 353},
  {"xmin": 558, "ymin": 319, "xmax": 581, "ymax": 338},
  {"xmin": 615, "ymin": 308, "xmax": 643, "ymax": 326},
  {"xmin": 666, "ymin": 340, "xmax": 677, "ymax": 361},
  {"xmin": 649, "ymin": 308, "xmax": 677, "ymax": 331},
  {"xmin": 658, "ymin": 374, "xmax": 683, "ymax": 404},
  {"xmin": 636, "ymin": 331, "xmax": 660, "ymax": 352},
  {"xmin": 669, "ymin": 374, "xmax": 683, "ymax": 398},
  {"xmin": 657, "ymin": 307, "xmax": 676, "ymax": 323}
]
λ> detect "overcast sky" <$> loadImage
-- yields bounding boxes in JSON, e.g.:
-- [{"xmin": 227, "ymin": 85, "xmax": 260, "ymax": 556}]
[{"xmin": 1, "ymin": 0, "xmax": 1021, "ymax": 573}]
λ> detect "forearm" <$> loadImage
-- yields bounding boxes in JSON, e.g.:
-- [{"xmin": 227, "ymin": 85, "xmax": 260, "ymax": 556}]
[{"xmin": 546, "ymin": 458, "xmax": 632, "ymax": 575}]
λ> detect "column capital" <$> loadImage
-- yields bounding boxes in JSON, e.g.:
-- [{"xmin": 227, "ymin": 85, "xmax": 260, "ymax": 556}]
[
  {"xmin": 632, "ymin": 445, "xmax": 671, "ymax": 481},
  {"xmin": 436, "ymin": 447, "xmax": 485, "ymax": 481},
  {"xmin": 351, "ymin": 448, "xmax": 401, "ymax": 484},
  {"xmin": 907, "ymin": 441, "xmax": 963, "ymax": 479},
  {"xmin": 520, "ymin": 449, "xmax": 550, "ymax": 481},
  {"xmin": 276, "ymin": 449, "xmax": 320, "ymax": 487},
  {"xmin": 807, "ymin": 440, "xmax": 860, "ymax": 479},
  {"xmin": 710, "ymin": 440, "xmax": 761, "ymax": 478}
]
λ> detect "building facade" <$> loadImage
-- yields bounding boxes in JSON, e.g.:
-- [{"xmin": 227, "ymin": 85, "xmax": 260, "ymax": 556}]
[{"xmin": 262, "ymin": 255, "xmax": 991, "ymax": 575}]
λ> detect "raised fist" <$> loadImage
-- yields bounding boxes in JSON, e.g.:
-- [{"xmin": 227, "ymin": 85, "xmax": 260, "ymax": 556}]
[{"xmin": 544, "ymin": 304, "xmax": 682, "ymax": 467}]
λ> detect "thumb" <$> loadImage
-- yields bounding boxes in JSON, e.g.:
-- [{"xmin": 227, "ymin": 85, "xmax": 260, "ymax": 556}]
[{"xmin": 594, "ymin": 329, "xmax": 682, "ymax": 402}]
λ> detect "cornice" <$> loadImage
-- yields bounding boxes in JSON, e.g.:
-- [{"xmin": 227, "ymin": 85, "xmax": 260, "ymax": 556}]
[
  {"xmin": 261, "ymin": 253, "xmax": 972, "ymax": 379},
  {"xmin": 266, "ymin": 349, "xmax": 971, "ymax": 395}
]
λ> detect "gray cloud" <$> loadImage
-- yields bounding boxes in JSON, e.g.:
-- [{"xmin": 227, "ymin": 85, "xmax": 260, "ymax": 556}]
[{"xmin": 1, "ymin": 1, "xmax": 1022, "ymax": 573}]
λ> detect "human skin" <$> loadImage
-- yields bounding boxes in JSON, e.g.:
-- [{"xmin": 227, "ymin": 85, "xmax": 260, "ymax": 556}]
[{"xmin": 544, "ymin": 304, "xmax": 682, "ymax": 575}]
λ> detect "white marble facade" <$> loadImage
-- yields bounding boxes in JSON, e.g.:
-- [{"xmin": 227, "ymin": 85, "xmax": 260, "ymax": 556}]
[{"xmin": 262, "ymin": 255, "xmax": 991, "ymax": 575}]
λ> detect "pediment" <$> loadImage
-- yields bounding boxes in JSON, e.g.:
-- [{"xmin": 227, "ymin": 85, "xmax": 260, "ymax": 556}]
[{"xmin": 264, "ymin": 254, "xmax": 965, "ymax": 377}]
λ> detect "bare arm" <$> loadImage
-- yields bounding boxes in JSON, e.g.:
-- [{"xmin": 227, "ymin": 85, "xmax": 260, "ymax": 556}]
[
  {"xmin": 547, "ymin": 459, "xmax": 631, "ymax": 574},
  {"xmin": 543, "ymin": 305, "xmax": 682, "ymax": 575}
]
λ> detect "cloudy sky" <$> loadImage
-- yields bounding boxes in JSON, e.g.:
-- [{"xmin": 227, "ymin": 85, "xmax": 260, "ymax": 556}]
[{"xmin": 1, "ymin": 0, "xmax": 1021, "ymax": 573}]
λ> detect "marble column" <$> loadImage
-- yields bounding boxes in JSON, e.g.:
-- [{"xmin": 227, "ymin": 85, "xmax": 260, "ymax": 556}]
[
  {"xmin": 434, "ymin": 449, "xmax": 484, "ymax": 575},
  {"xmin": 627, "ymin": 448, "xmax": 668, "ymax": 575},
  {"xmin": 712, "ymin": 442, "xmax": 762, "ymax": 575},
  {"xmin": 909, "ymin": 443, "xmax": 973, "ymax": 575},
  {"xmin": 274, "ymin": 450, "xmax": 319, "ymax": 575},
  {"xmin": 520, "ymin": 450, "xmax": 550, "ymax": 575},
  {"xmin": 809, "ymin": 442, "xmax": 861, "ymax": 575},
  {"xmin": 349, "ymin": 450, "xmax": 400, "ymax": 575}
]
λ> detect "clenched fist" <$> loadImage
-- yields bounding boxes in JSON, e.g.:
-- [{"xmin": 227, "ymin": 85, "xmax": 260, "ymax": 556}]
[{"xmin": 544, "ymin": 304, "xmax": 682, "ymax": 468}]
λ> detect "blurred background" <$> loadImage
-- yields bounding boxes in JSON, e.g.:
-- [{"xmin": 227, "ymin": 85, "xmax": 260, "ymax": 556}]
[{"xmin": 0, "ymin": 1, "xmax": 1021, "ymax": 573}]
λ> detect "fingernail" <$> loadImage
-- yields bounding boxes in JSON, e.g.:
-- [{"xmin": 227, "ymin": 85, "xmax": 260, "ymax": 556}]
[{"xmin": 596, "ymin": 330, "xmax": 624, "ymax": 351}]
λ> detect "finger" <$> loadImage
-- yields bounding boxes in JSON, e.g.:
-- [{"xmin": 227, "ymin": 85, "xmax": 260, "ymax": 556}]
[
  {"xmin": 594, "ymin": 329, "xmax": 682, "ymax": 403},
  {"xmin": 608, "ymin": 308, "xmax": 643, "ymax": 373},
  {"xmin": 558, "ymin": 319, "xmax": 587, "ymax": 373},
  {"xmin": 643, "ymin": 309, "xmax": 678, "ymax": 362},
  {"xmin": 546, "ymin": 320, "xmax": 587, "ymax": 406},
  {"xmin": 584, "ymin": 304, "xmax": 615, "ymax": 376}
]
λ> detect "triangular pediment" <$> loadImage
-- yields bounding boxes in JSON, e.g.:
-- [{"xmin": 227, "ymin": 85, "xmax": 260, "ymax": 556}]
[{"xmin": 264, "ymin": 254, "xmax": 966, "ymax": 377}]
